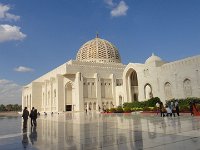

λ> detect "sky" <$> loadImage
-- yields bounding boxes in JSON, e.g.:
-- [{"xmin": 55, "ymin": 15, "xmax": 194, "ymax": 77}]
[{"xmin": 0, "ymin": 0, "xmax": 200, "ymax": 104}]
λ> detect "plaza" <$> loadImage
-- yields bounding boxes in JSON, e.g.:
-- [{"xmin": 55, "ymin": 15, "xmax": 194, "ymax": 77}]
[{"xmin": 1, "ymin": 113, "xmax": 200, "ymax": 150}]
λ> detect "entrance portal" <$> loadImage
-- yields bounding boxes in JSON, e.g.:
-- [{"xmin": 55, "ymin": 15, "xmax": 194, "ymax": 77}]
[
  {"xmin": 65, "ymin": 82, "xmax": 72, "ymax": 111},
  {"xmin": 66, "ymin": 105, "xmax": 72, "ymax": 111},
  {"xmin": 126, "ymin": 69, "xmax": 139, "ymax": 102}
]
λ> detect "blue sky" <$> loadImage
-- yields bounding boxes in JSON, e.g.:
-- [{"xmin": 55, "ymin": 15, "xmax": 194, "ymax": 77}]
[{"xmin": 0, "ymin": 0, "xmax": 200, "ymax": 104}]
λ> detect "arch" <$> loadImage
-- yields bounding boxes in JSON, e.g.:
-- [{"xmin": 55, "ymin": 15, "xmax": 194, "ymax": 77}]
[
  {"xmin": 106, "ymin": 102, "xmax": 109, "ymax": 109},
  {"xmin": 125, "ymin": 68, "xmax": 139, "ymax": 102},
  {"xmin": 65, "ymin": 82, "xmax": 73, "ymax": 111},
  {"xmin": 110, "ymin": 102, "xmax": 114, "ymax": 108},
  {"xmin": 53, "ymin": 89, "xmax": 56, "ymax": 104},
  {"xmin": 164, "ymin": 82, "xmax": 173, "ymax": 100},
  {"xmin": 93, "ymin": 102, "xmax": 96, "ymax": 110},
  {"xmin": 183, "ymin": 78, "xmax": 192, "ymax": 97},
  {"xmin": 144, "ymin": 84, "xmax": 153, "ymax": 100},
  {"xmin": 89, "ymin": 102, "xmax": 92, "ymax": 110},
  {"xmin": 119, "ymin": 95, "xmax": 123, "ymax": 106}
]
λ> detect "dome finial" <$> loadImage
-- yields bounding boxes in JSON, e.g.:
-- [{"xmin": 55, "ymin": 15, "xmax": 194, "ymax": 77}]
[
  {"xmin": 152, "ymin": 53, "xmax": 155, "ymax": 56},
  {"xmin": 96, "ymin": 32, "xmax": 99, "ymax": 38}
]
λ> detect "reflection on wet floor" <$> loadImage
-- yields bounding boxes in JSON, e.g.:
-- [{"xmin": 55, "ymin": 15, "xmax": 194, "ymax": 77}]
[{"xmin": 1, "ymin": 113, "xmax": 200, "ymax": 150}]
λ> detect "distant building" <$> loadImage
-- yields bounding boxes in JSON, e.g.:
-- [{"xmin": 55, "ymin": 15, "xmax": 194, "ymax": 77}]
[{"xmin": 22, "ymin": 35, "xmax": 200, "ymax": 112}]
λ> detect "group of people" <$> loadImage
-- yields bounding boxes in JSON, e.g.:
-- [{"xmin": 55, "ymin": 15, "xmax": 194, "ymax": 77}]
[
  {"xmin": 156, "ymin": 100, "xmax": 180, "ymax": 117},
  {"xmin": 22, "ymin": 107, "xmax": 38, "ymax": 129}
]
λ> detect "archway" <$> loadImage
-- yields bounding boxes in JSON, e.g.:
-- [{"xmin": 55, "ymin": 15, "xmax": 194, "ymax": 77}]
[
  {"xmin": 93, "ymin": 102, "xmax": 96, "ymax": 110},
  {"xmin": 126, "ymin": 69, "xmax": 139, "ymax": 102},
  {"xmin": 119, "ymin": 95, "xmax": 122, "ymax": 106},
  {"xmin": 164, "ymin": 82, "xmax": 173, "ymax": 100},
  {"xmin": 183, "ymin": 79, "xmax": 192, "ymax": 97},
  {"xmin": 65, "ymin": 82, "xmax": 72, "ymax": 111},
  {"xmin": 144, "ymin": 84, "xmax": 153, "ymax": 100}
]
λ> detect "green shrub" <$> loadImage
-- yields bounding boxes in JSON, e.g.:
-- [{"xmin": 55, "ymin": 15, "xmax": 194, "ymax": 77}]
[
  {"xmin": 116, "ymin": 106, "xmax": 124, "ymax": 113},
  {"xmin": 106, "ymin": 109, "xmax": 110, "ymax": 113},
  {"xmin": 123, "ymin": 107, "xmax": 131, "ymax": 113},
  {"xmin": 143, "ymin": 107, "xmax": 151, "ymax": 111},
  {"xmin": 109, "ymin": 108, "xmax": 116, "ymax": 113},
  {"xmin": 135, "ymin": 107, "xmax": 143, "ymax": 111},
  {"xmin": 180, "ymin": 105, "xmax": 189, "ymax": 112}
]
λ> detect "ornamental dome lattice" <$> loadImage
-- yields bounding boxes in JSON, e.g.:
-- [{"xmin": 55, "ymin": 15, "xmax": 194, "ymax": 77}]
[{"xmin": 76, "ymin": 35, "xmax": 121, "ymax": 63}]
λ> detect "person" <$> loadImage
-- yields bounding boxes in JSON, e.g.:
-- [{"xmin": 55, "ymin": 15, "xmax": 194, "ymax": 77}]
[
  {"xmin": 160, "ymin": 102, "xmax": 165, "ymax": 117},
  {"xmin": 156, "ymin": 102, "xmax": 160, "ymax": 115},
  {"xmin": 85, "ymin": 108, "xmax": 87, "ymax": 114},
  {"xmin": 175, "ymin": 100, "xmax": 180, "ymax": 116},
  {"xmin": 22, "ymin": 107, "xmax": 29, "ymax": 129},
  {"xmin": 166, "ymin": 105, "xmax": 172, "ymax": 117},
  {"xmin": 189, "ymin": 101, "xmax": 194, "ymax": 116},
  {"xmin": 170, "ymin": 101, "xmax": 176, "ymax": 117},
  {"xmin": 30, "ymin": 107, "xmax": 35, "ymax": 126},
  {"xmin": 192, "ymin": 102, "xmax": 200, "ymax": 116},
  {"xmin": 33, "ymin": 109, "xmax": 37, "ymax": 126},
  {"xmin": 98, "ymin": 105, "xmax": 101, "ymax": 112}
]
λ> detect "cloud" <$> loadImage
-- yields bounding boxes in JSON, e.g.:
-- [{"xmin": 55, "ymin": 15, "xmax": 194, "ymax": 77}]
[
  {"xmin": 0, "ymin": 24, "xmax": 26, "ymax": 42},
  {"xmin": 111, "ymin": 1, "xmax": 128, "ymax": 17},
  {"xmin": 0, "ymin": 4, "xmax": 20, "ymax": 21},
  {"xmin": 104, "ymin": 0, "xmax": 115, "ymax": 7},
  {"xmin": 14, "ymin": 66, "xmax": 34, "ymax": 72},
  {"xmin": 0, "ymin": 79, "xmax": 22, "ymax": 104}
]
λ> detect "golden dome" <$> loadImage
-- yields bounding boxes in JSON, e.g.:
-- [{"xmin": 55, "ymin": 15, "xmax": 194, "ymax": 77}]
[{"xmin": 76, "ymin": 36, "xmax": 121, "ymax": 63}]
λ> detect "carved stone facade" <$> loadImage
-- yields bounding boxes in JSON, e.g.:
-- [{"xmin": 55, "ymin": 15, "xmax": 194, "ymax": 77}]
[{"xmin": 22, "ymin": 37, "xmax": 200, "ymax": 112}]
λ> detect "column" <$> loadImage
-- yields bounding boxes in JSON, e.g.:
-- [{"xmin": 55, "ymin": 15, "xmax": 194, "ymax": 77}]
[
  {"xmin": 95, "ymin": 73, "xmax": 102, "ymax": 111},
  {"xmin": 110, "ymin": 74, "xmax": 116, "ymax": 107},
  {"xmin": 75, "ymin": 72, "xmax": 84, "ymax": 111},
  {"xmin": 127, "ymin": 76, "xmax": 131, "ymax": 102},
  {"xmin": 56, "ymin": 74, "xmax": 64, "ymax": 112}
]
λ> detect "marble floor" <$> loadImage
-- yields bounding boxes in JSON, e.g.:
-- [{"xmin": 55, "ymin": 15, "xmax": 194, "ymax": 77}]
[{"xmin": 0, "ymin": 112, "xmax": 200, "ymax": 150}]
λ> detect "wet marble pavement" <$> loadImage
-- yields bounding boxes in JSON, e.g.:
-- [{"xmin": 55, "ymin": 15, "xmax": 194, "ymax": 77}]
[{"xmin": 0, "ymin": 113, "xmax": 200, "ymax": 150}]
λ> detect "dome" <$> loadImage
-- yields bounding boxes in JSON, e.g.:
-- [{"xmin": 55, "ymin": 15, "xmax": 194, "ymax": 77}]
[
  {"xmin": 145, "ymin": 53, "xmax": 162, "ymax": 64},
  {"xmin": 76, "ymin": 35, "xmax": 121, "ymax": 63}
]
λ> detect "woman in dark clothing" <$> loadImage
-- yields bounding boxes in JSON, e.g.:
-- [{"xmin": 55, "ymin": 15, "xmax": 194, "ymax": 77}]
[
  {"xmin": 33, "ymin": 109, "xmax": 37, "ymax": 126},
  {"xmin": 189, "ymin": 101, "xmax": 193, "ymax": 116},
  {"xmin": 22, "ymin": 107, "xmax": 29, "ymax": 129},
  {"xmin": 30, "ymin": 107, "xmax": 35, "ymax": 126}
]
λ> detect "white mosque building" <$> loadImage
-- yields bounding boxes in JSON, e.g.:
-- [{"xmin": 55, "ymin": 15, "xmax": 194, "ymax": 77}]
[{"xmin": 22, "ymin": 35, "xmax": 200, "ymax": 112}]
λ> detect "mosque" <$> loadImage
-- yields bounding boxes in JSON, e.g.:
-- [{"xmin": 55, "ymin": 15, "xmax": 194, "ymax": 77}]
[{"xmin": 22, "ymin": 35, "xmax": 200, "ymax": 112}]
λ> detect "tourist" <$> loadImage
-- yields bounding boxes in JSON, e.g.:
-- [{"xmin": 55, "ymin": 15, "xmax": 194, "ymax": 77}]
[
  {"xmin": 160, "ymin": 102, "xmax": 165, "ymax": 117},
  {"xmin": 98, "ymin": 105, "xmax": 101, "ymax": 112},
  {"xmin": 22, "ymin": 107, "xmax": 29, "ymax": 129},
  {"xmin": 30, "ymin": 107, "xmax": 35, "ymax": 126},
  {"xmin": 175, "ymin": 100, "xmax": 180, "ymax": 116},
  {"xmin": 170, "ymin": 101, "xmax": 176, "ymax": 117},
  {"xmin": 166, "ymin": 105, "xmax": 172, "ymax": 117},
  {"xmin": 156, "ymin": 102, "xmax": 160, "ymax": 115},
  {"xmin": 189, "ymin": 101, "xmax": 193, "ymax": 116},
  {"xmin": 33, "ymin": 109, "xmax": 37, "ymax": 127}
]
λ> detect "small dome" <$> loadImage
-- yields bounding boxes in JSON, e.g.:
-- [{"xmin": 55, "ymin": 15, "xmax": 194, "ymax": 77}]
[
  {"xmin": 145, "ymin": 53, "xmax": 162, "ymax": 64},
  {"xmin": 76, "ymin": 35, "xmax": 121, "ymax": 63}
]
